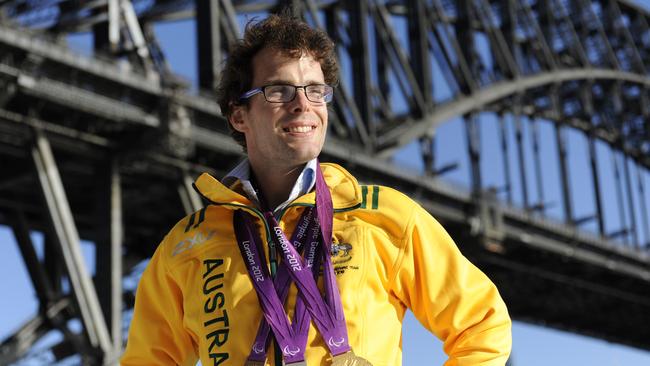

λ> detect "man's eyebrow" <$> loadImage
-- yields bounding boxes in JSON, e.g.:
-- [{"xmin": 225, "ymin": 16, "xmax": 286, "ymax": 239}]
[{"xmin": 261, "ymin": 79, "xmax": 325, "ymax": 85}]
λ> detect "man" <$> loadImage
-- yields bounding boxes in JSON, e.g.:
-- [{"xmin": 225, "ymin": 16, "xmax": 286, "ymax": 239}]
[{"xmin": 122, "ymin": 14, "xmax": 511, "ymax": 366}]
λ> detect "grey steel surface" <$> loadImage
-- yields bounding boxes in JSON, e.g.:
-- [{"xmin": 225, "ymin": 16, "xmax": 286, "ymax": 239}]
[{"xmin": 32, "ymin": 130, "xmax": 113, "ymax": 356}]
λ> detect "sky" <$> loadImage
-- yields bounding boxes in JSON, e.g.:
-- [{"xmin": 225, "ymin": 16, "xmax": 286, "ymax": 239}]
[{"xmin": 3, "ymin": 2, "xmax": 650, "ymax": 365}]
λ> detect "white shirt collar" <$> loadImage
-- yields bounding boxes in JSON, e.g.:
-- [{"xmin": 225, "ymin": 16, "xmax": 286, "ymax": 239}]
[{"xmin": 222, "ymin": 158, "xmax": 318, "ymax": 213}]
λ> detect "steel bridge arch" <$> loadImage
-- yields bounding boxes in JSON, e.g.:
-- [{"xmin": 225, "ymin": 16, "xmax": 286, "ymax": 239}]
[{"xmin": 379, "ymin": 68, "xmax": 650, "ymax": 161}]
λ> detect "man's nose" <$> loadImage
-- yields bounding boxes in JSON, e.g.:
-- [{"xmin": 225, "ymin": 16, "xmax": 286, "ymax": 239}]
[{"xmin": 289, "ymin": 88, "xmax": 310, "ymax": 112}]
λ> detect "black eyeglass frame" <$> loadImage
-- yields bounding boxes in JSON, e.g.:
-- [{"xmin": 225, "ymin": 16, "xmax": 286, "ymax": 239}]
[{"xmin": 238, "ymin": 84, "xmax": 334, "ymax": 104}]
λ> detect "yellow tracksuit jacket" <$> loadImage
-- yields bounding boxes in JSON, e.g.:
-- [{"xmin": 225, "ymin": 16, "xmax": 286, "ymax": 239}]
[{"xmin": 121, "ymin": 163, "xmax": 511, "ymax": 366}]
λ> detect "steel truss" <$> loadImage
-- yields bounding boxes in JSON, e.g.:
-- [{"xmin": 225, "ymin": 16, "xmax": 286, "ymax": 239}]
[{"xmin": 0, "ymin": 0, "xmax": 650, "ymax": 364}]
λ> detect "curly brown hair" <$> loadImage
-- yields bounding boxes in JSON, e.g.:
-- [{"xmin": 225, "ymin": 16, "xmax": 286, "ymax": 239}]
[{"xmin": 215, "ymin": 14, "xmax": 339, "ymax": 150}]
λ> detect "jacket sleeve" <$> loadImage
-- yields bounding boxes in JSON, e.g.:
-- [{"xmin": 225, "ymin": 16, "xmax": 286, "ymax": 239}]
[
  {"xmin": 121, "ymin": 237, "xmax": 198, "ymax": 365},
  {"xmin": 392, "ymin": 204, "xmax": 512, "ymax": 365}
]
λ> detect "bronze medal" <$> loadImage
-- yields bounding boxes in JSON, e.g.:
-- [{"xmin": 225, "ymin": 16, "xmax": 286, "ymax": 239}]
[{"xmin": 330, "ymin": 351, "xmax": 373, "ymax": 366}]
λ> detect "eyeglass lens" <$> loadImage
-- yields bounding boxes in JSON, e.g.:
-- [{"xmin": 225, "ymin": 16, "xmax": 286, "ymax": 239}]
[{"xmin": 264, "ymin": 85, "xmax": 331, "ymax": 103}]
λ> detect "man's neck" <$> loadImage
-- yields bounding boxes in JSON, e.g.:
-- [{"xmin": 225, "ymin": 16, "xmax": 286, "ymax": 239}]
[{"xmin": 249, "ymin": 159, "xmax": 306, "ymax": 211}]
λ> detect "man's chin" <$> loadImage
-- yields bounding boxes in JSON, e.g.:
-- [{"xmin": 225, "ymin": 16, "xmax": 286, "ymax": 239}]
[
  {"xmin": 286, "ymin": 145, "xmax": 322, "ymax": 161},
  {"xmin": 286, "ymin": 151, "xmax": 320, "ymax": 165}
]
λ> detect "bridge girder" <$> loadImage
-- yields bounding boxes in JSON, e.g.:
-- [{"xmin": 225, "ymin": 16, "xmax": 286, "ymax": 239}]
[{"xmin": 1, "ymin": 0, "xmax": 649, "ymax": 166}]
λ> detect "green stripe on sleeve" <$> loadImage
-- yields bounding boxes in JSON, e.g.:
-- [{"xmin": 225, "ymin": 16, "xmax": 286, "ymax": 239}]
[
  {"xmin": 194, "ymin": 206, "xmax": 206, "ymax": 228},
  {"xmin": 184, "ymin": 212, "xmax": 196, "ymax": 232},
  {"xmin": 371, "ymin": 185, "xmax": 380, "ymax": 210},
  {"xmin": 361, "ymin": 185, "xmax": 368, "ymax": 209}
]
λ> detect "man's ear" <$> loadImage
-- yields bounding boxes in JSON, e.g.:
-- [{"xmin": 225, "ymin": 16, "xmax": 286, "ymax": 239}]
[{"xmin": 229, "ymin": 104, "xmax": 247, "ymax": 133}]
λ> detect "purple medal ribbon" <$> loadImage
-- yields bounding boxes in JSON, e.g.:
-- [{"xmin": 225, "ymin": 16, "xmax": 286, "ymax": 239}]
[
  {"xmin": 234, "ymin": 211, "xmax": 306, "ymax": 363},
  {"xmin": 313, "ymin": 161, "xmax": 347, "ymax": 345},
  {"xmin": 234, "ymin": 161, "xmax": 352, "ymax": 364},
  {"xmin": 245, "ymin": 207, "xmax": 321, "ymax": 363},
  {"xmin": 264, "ymin": 166, "xmax": 351, "ymax": 356}
]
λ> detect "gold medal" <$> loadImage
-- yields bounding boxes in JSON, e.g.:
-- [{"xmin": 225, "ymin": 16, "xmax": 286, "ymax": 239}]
[{"xmin": 330, "ymin": 350, "xmax": 373, "ymax": 366}]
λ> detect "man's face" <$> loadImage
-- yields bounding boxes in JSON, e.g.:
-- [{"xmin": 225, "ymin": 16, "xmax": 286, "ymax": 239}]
[{"xmin": 230, "ymin": 47, "xmax": 329, "ymax": 168}]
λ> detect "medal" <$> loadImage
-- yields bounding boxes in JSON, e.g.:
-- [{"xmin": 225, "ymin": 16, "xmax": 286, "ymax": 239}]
[{"xmin": 331, "ymin": 350, "xmax": 373, "ymax": 366}]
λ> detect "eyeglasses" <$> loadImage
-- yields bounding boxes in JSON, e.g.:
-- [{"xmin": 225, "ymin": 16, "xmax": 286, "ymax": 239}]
[{"xmin": 239, "ymin": 84, "xmax": 334, "ymax": 104}]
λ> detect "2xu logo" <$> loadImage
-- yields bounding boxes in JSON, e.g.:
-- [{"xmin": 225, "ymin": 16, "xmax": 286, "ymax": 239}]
[{"xmin": 172, "ymin": 229, "xmax": 217, "ymax": 256}]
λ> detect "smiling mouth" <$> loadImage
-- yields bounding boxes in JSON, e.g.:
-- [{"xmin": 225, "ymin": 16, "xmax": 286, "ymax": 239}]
[{"xmin": 283, "ymin": 126, "xmax": 316, "ymax": 133}]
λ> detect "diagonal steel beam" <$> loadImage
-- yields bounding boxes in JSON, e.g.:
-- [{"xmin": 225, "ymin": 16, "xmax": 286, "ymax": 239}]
[
  {"xmin": 7, "ymin": 209, "xmax": 57, "ymax": 305},
  {"xmin": 94, "ymin": 158, "xmax": 123, "ymax": 363},
  {"xmin": 179, "ymin": 171, "xmax": 203, "ymax": 215},
  {"xmin": 31, "ymin": 128, "xmax": 112, "ymax": 358},
  {"xmin": 0, "ymin": 298, "xmax": 70, "ymax": 365}
]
